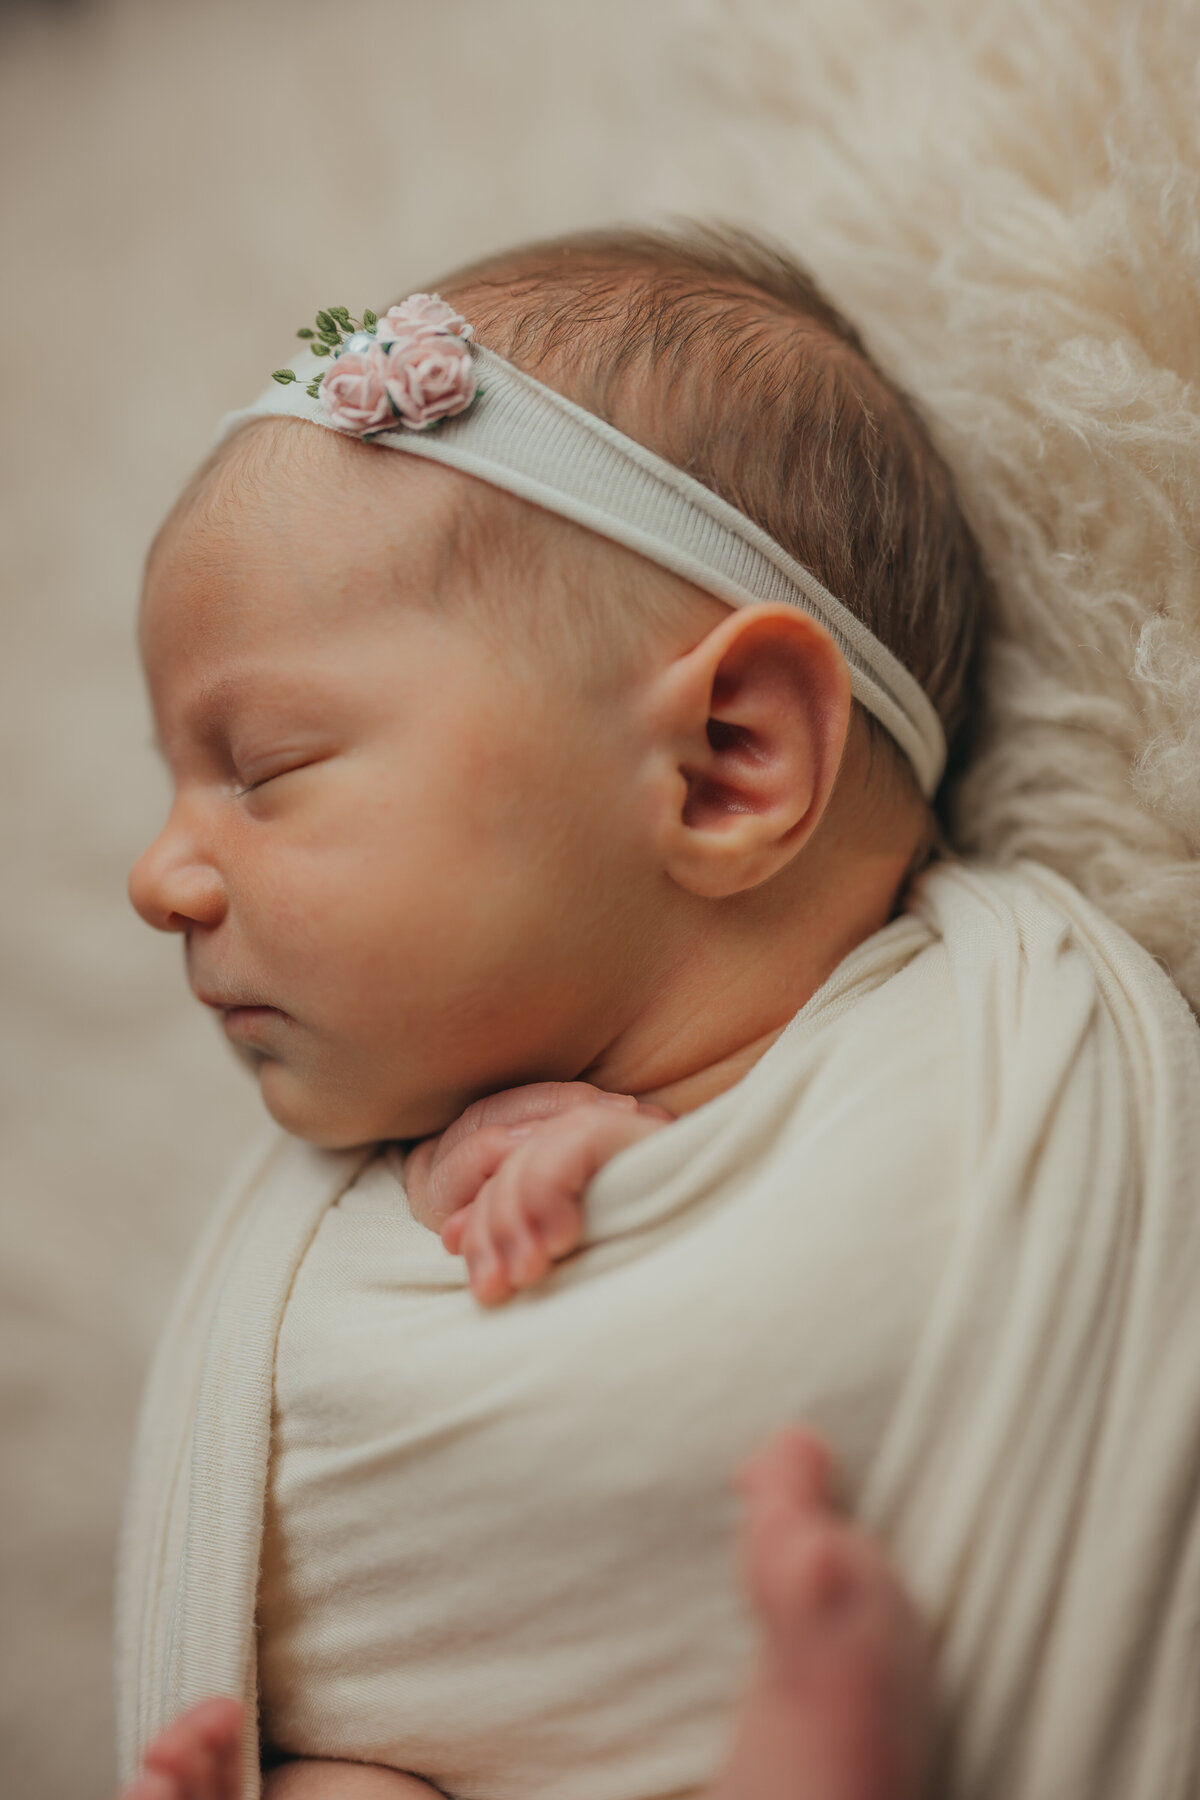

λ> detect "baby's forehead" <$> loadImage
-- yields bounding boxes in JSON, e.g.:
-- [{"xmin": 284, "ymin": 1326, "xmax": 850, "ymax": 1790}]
[
  {"xmin": 153, "ymin": 417, "xmax": 497, "ymax": 605},
  {"xmin": 167, "ymin": 417, "xmax": 441, "ymax": 537},
  {"xmin": 149, "ymin": 415, "xmax": 712, "ymax": 705},
  {"xmin": 181, "ymin": 417, "xmax": 614, "ymax": 587},
  {"xmin": 151, "ymin": 420, "xmax": 567, "ymax": 629}
]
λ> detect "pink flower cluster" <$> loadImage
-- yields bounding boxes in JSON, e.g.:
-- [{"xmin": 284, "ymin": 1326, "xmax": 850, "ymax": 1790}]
[{"xmin": 319, "ymin": 294, "xmax": 477, "ymax": 435}]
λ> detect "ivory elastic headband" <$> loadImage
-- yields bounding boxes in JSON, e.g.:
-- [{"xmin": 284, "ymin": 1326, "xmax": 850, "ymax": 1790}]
[{"xmin": 222, "ymin": 307, "xmax": 947, "ymax": 797}]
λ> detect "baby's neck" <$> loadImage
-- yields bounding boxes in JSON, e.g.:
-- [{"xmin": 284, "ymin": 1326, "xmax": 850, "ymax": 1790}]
[
  {"xmin": 638, "ymin": 1021, "xmax": 794, "ymax": 1116},
  {"xmin": 582, "ymin": 836, "xmax": 923, "ymax": 1117}
]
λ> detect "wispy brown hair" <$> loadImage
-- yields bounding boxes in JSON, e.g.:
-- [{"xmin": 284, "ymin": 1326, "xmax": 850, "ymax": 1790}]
[{"xmin": 433, "ymin": 224, "xmax": 986, "ymax": 777}]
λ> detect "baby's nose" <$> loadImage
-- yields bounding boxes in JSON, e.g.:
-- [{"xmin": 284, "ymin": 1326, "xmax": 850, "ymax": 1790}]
[{"xmin": 128, "ymin": 823, "xmax": 227, "ymax": 934}]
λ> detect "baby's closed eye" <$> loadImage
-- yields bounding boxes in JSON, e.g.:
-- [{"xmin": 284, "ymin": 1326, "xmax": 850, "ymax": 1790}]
[{"xmin": 234, "ymin": 753, "xmax": 331, "ymax": 796}]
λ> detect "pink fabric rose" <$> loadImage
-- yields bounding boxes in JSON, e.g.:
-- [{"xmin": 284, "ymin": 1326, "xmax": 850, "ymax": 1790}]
[
  {"xmin": 377, "ymin": 293, "xmax": 473, "ymax": 341},
  {"xmin": 318, "ymin": 347, "xmax": 394, "ymax": 434},
  {"xmin": 315, "ymin": 292, "xmax": 478, "ymax": 435},
  {"xmin": 381, "ymin": 332, "xmax": 476, "ymax": 430}
]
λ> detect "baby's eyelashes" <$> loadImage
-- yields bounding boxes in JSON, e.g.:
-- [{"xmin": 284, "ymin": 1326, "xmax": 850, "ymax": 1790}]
[
  {"xmin": 232, "ymin": 752, "xmax": 349, "ymax": 807},
  {"xmin": 233, "ymin": 755, "xmax": 323, "ymax": 796}
]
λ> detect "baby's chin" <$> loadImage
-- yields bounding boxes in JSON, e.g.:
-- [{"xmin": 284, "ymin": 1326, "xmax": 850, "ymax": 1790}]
[{"xmin": 255, "ymin": 1055, "xmax": 465, "ymax": 1150}]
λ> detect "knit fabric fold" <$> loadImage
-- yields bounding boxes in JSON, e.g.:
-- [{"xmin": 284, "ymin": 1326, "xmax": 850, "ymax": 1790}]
[{"xmin": 116, "ymin": 861, "xmax": 1200, "ymax": 1800}]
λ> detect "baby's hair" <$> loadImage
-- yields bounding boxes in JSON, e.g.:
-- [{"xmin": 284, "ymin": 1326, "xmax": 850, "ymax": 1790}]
[
  {"xmin": 180, "ymin": 226, "xmax": 986, "ymax": 796},
  {"xmin": 431, "ymin": 225, "xmax": 987, "ymax": 776}
]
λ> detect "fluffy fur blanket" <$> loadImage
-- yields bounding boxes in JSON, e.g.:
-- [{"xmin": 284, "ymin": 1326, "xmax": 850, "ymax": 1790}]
[{"xmin": 675, "ymin": 0, "xmax": 1200, "ymax": 1006}]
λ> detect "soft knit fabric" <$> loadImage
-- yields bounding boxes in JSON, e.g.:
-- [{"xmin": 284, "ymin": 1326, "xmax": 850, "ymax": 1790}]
[
  {"xmin": 116, "ymin": 860, "xmax": 1200, "ymax": 1800},
  {"xmin": 255, "ymin": 920, "xmax": 957, "ymax": 1800}
]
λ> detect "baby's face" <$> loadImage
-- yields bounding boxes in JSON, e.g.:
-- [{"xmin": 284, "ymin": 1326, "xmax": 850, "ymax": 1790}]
[{"xmin": 131, "ymin": 426, "xmax": 665, "ymax": 1145}]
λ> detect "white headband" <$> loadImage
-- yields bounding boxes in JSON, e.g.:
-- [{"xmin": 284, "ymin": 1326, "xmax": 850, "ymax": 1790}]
[{"xmin": 222, "ymin": 340, "xmax": 947, "ymax": 796}]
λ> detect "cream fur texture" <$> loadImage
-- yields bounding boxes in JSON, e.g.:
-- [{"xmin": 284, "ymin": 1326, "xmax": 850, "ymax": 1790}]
[
  {"xmin": 681, "ymin": 0, "xmax": 1200, "ymax": 1006},
  {"xmin": 3, "ymin": 1, "xmax": 1197, "ymax": 1794}
]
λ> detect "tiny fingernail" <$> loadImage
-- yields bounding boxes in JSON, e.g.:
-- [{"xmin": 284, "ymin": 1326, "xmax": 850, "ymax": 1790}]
[{"xmin": 596, "ymin": 1091, "xmax": 638, "ymax": 1109}]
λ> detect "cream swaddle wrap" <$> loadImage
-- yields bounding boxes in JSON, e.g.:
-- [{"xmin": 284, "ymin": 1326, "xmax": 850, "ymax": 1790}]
[
  {"xmin": 254, "ymin": 904, "xmax": 958, "ymax": 1800},
  {"xmin": 116, "ymin": 861, "xmax": 1200, "ymax": 1800}
]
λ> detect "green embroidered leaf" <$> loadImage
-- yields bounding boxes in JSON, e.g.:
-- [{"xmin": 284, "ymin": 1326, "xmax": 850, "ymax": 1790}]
[
  {"xmin": 296, "ymin": 327, "xmax": 315, "ymax": 339},
  {"xmin": 363, "ymin": 309, "xmax": 378, "ymax": 329},
  {"xmin": 315, "ymin": 309, "xmax": 337, "ymax": 333},
  {"xmin": 312, "ymin": 342, "xmax": 331, "ymax": 357},
  {"xmin": 271, "ymin": 369, "xmax": 298, "ymax": 384}
]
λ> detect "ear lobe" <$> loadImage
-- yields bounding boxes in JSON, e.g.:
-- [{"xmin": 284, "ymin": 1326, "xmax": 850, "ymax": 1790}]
[{"xmin": 655, "ymin": 604, "xmax": 852, "ymax": 899}]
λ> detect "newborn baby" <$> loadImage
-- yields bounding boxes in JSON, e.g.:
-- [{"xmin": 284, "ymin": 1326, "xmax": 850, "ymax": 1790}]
[{"xmin": 121, "ymin": 226, "xmax": 981, "ymax": 1800}]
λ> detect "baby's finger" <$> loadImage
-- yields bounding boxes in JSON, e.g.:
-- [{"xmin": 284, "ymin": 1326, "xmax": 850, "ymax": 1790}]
[
  {"xmin": 197, "ymin": 1699, "xmax": 243, "ymax": 1800},
  {"xmin": 437, "ymin": 1082, "xmax": 638, "ymax": 1155},
  {"xmin": 491, "ymin": 1141, "xmax": 587, "ymax": 1262},
  {"xmin": 532, "ymin": 1188, "xmax": 588, "ymax": 1260},
  {"xmin": 400, "ymin": 1136, "xmax": 438, "ymax": 1213},
  {"xmin": 480, "ymin": 1171, "xmax": 555, "ymax": 1289},
  {"xmin": 520, "ymin": 1106, "xmax": 667, "ymax": 1234},
  {"xmin": 440, "ymin": 1202, "xmax": 475, "ymax": 1255},
  {"xmin": 142, "ymin": 1698, "xmax": 240, "ymax": 1800},
  {"xmin": 459, "ymin": 1197, "xmax": 515, "ymax": 1306},
  {"xmin": 143, "ymin": 1722, "xmax": 209, "ymax": 1800},
  {"xmin": 409, "ymin": 1123, "xmax": 520, "ymax": 1232}
]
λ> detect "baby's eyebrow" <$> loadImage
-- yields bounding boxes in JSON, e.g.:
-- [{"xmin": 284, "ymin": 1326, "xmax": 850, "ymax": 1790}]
[
  {"xmin": 182, "ymin": 672, "xmax": 287, "ymax": 737},
  {"xmin": 182, "ymin": 668, "xmax": 342, "ymax": 744},
  {"xmin": 147, "ymin": 675, "xmax": 258, "ymax": 766},
  {"xmin": 192, "ymin": 672, "xmax": 257, "ymax": 721}
]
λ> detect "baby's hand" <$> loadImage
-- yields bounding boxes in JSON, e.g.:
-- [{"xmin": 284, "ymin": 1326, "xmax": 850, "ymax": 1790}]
[
  {"xmin": 405, "ymin": 1082, "xmax": 671, "ymax": 1306},
  {"xmin": 118, "ymin": 1695, "xmax": 443, "ymax": 1800}
]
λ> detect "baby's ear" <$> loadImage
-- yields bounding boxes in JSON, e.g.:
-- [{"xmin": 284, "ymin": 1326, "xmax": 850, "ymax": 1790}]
[{"xmin": 644, "ymin": 604, "xmax": 851, "ymax": 899}]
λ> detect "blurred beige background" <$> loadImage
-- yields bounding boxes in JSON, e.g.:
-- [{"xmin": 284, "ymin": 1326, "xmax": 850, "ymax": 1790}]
[
  {"xmin": 0, "ymin": 4, "xmax": 758, "ymax": 1791},
  {"xmin": 5, "ymin": 0, "xmax": 1198, "ymax": 1795}
]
